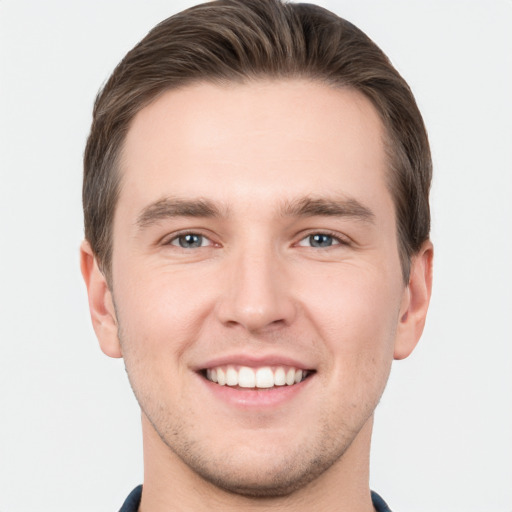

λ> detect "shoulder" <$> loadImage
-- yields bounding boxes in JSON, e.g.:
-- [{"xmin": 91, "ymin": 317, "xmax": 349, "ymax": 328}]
[
  {"xmin": 118, "ymin": 485, "xmax": 142, "ymax": 512},
  {"xmin": 371, "ymin": 490, "xmax": 393, "ymax": 512}
]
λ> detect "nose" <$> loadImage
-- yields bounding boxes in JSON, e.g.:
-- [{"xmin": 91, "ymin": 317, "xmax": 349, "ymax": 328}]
[{"xmin": 216, "ymin": 242, "xmax": 297, "ymax": 334}]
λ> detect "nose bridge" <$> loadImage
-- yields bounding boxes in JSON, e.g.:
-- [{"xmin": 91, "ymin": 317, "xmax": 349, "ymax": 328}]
[{"xmin": 217, "ymin": 234, "xmax": 295, "ymax": 332}]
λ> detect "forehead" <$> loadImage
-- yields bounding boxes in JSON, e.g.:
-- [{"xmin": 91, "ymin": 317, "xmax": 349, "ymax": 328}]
[{"xmin": 117, "ymin": 79, "xmax": 391, "ymax": 220}]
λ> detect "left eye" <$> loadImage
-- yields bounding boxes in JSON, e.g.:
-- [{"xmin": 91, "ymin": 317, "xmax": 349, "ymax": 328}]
[
  {"xmin": 169, "ymin": 233, "xmax": 211, "ymax": 248},
  {"xmin": 297, "ymin": 233, "xmax": 340, "ymax": 248}
]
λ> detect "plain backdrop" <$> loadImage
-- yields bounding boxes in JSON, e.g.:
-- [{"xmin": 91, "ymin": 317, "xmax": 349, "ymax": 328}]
[{"xmin": 1, "ymin": 1, "xmax": 511, "ymax": 511}]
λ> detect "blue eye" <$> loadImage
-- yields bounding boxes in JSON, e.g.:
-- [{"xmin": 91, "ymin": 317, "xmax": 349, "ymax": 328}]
[
  {"xmin": 309, "ymin": 234, "xmax": 334, "ymax": 247},
  {"xmin": 171, "ymin": 233, "xmax": 206, "ymax": 248},
  {"xmin": 298, "ymin": 233, "xmax": 340, "ymax": 248}
]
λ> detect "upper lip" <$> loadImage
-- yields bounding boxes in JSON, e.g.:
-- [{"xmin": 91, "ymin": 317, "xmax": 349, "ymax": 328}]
[{"xmin": 193, "ymin": 353, "xmax": 315, "ymax": 371}]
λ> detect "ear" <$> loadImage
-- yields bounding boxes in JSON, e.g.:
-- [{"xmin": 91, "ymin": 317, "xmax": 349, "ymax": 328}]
[
  {"xmin": 80, "ymin": 240, "xmax": 122, "ymax": 358},
  {"xmin": 394, "ymin": 240, "xmax": 433, "ymax": 360}
]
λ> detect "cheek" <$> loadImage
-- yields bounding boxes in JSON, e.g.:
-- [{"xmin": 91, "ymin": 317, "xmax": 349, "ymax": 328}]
[
  {"xmin": 310, "ymin": 278, "xmax": 399, "ymax": 417},
  {"xmin": 112, "ymin": 280, "xmax": 200, "ymax": 414},
  {"xmin": 115, "ymin": 259, "xmax": 214, "ymax": 335},
  {"xmin": 112, "ymin": 268, "xmax": 212, "ymax": 383},
  {"xmin": 299, "ymin": 265, "xmax": 402, "ymax": 367}
]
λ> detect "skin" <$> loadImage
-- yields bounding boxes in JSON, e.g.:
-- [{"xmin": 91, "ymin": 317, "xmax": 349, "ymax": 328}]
[{"xmin": 81, "ymin": 80, "xmax": 433, "ymax": 512}]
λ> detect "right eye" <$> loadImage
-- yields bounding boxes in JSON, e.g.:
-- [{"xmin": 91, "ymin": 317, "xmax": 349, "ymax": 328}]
[{"xmin": 168, "ymin": 233, "xmax": 212, "ymax": 249}]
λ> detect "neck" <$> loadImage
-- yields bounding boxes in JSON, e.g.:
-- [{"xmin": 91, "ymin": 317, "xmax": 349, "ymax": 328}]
[{"xmin": 139, "ymin": 414, "xmax": 376, "ymax": 512}]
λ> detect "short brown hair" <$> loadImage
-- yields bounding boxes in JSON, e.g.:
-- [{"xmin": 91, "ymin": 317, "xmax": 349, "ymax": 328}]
[{"xmin": 84, "ymin": 0, "xmax": 431, "ymax": 285}]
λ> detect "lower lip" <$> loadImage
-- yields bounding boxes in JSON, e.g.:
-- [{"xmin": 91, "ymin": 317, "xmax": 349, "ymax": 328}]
[{"xmin": 199, "ymin": 374, "xmax": 314, "ymax": 409}]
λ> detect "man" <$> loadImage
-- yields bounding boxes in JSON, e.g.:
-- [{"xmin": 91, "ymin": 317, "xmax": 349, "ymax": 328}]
[{"xmin": 80, "ymin": 0, "xmax": 433, "ymax": 510}]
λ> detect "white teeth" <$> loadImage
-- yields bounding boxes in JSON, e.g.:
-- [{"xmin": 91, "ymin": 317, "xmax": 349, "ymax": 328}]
[
  {"xmin": 226, "ymin": 365, "xmax": 238, "ymax": 386},
  {"xmin": 285, "ymin": 368, "xmax": 295, "ymax": 386},
  {"xmin": 217, "ymin": 368, "xmax": 226, "ymax": 386},
  {"xmin": 238, "ymin": 366, "xmax": 256, "ymax": 388},
  {"xmin": 255, "ymin": 367, "xmax": 274, "ymax": 388},
  {"xmin": 205, "ymin": 365, "xmax": 309, "ymax": 388},
  {"xmin": 274, "ymin": 367, "xmax": 286, "ymax": 386}
]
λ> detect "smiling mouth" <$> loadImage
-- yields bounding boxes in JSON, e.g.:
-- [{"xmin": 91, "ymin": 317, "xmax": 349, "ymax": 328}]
[{"xmin": 202, "ymin": 365, "xmax": 313, "ymax": 389}]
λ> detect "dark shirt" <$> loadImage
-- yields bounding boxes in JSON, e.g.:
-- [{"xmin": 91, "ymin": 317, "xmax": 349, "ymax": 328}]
[{"xmin": 119, "ymin": 485, "xmax": 392, "ymax": 511}]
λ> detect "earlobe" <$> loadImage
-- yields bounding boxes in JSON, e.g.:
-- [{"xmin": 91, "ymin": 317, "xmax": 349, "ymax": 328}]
[
  {"xmin": 394, "ymin": 240, "xmax": 434, "ymax": 360},
  {"xmin": 80, "ymin": 240, "xmax": 122, "ymax": 358}
]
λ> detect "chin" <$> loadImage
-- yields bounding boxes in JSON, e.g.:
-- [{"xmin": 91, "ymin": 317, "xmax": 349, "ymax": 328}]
[
  {"xmin": 160, "ymin": 426, "xmax": 351, "ymax": 499},
  {"xmin": 183, "ymin": 453, "xmax": 335, "ymax": 498}
]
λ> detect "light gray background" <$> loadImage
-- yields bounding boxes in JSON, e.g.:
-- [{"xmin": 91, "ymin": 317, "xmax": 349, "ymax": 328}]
[{"xmin": 1, "ymin": 1, "xmax": 511, "ymax": 510}]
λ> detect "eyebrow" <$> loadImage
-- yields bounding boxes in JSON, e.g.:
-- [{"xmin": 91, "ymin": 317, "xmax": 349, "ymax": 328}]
[
  {"xmin": 280, "ymin": 196, "xmax": 375, "ymax": 223},
  {"xmin": 135, "ymin": 194, "xmax": 375, "ymax": 230},
  {"xmin": 136, "ymin": 197, "xmax": 225, "ymax": 229}
]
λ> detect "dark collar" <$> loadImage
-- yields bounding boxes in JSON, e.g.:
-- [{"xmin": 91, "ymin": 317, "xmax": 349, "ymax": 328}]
[{"xmin": 119, "ymin": 485, "xmax": 392, "ymax": 511}]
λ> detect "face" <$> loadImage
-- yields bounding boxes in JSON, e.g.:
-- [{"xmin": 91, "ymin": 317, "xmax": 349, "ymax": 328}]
[{"xmin": 83, "ymin": 80, "xmax": 431, "ymax": 497}]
